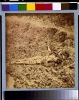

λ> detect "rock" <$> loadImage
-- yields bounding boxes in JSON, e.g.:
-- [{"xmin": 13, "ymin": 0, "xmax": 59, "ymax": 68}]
[
  {"xmin": 6, "ymin": 74, "xmax": 14, "ymax": 88},
  {"xmin": 61, "ymin": 51, "xmax": 70, "ymax": 58},
  {"xmin": 59, "ymin": 32, "xmax": 67, "ymax": 42},
  {"xmin": 55, "ymin": 58, "xmax": 62, "ymax": 65},
  {"xmin": 62, "ymin": 76, "xmax": 69, "ymax": 82},
  {"xmin": 47, "ymin": 27, "xmax": 58, "ymax": 34}
]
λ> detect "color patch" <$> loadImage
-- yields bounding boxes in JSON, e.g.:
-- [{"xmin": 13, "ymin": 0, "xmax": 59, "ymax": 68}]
[
  {"xmin": 9, "ymin": 4, "xmax": 18, "ymax": 11},
  {"xmin": 53, "ymin": 3, "xmax": 61, "ymax": 10},
  {"xmin": 27, "ymin": 3, "xmax": 35, "ymax": 10},
  {"xmin": 35, "ymin": 3, "xmax": 44, "ymax": 10},
  {"xmin": 44, "ymin": 3, "xmax": 52, "ymax": 10},
  {"xmin": 2, "ymin": 4, "xmax": 9, "ymax": 11},
  {"xmin": 18, "ymin": 4, "xmax": 26, "ymax": 11},
  {"xmin": 61, "ymin": 3, "xmax": 70, "ymax": 10},
  {"xmin": 70, "ymin": 3, "xmax": 77, "ymax": 10}
]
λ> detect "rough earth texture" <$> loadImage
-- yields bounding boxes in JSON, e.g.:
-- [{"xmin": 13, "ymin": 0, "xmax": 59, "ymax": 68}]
[{"xmin": 6, "ymin": 13, "xmax": 75, "ymax": 88}]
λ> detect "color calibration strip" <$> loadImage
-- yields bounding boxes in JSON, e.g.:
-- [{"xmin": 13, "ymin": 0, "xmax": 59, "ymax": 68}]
[{"xmin": 2, "ymin": 2, "xmax": 77, "ymax": 11}]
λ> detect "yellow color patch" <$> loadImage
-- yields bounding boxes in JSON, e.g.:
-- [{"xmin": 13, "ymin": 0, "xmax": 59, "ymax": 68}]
[{"xmin": 27, "ymin": 3, "xmax": 35, "ymax": 10}]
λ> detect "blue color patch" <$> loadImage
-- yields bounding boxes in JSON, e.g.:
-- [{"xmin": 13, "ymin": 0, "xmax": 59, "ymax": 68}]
[{"xmin": 9, "ymin": 4, "xmax": 18, "ymax": 11}]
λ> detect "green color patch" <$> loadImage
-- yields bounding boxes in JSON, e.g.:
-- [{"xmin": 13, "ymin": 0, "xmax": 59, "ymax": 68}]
[{"xmin": 18, "ymin": 4, "xmax": 26, "ymax": 10}]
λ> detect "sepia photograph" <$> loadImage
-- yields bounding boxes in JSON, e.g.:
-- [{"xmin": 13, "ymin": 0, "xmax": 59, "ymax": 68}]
[{"xmin": 6, "ymin": 13, "xmax": 75, "ymax": 88}]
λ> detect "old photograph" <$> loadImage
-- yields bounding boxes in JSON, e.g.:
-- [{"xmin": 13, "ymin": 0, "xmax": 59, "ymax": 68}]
[{"xmin": 6, "ymin": 13, "xmax": 75, "ymax": 88}]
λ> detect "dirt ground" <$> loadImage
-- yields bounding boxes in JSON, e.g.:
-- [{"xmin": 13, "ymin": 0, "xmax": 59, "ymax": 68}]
[{"xmin": 6, "ymin": 13, "xmax": 75, "ymax": 88}]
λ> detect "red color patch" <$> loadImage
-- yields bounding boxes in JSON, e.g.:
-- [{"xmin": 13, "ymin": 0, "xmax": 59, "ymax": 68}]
[
  {"xmin": 44, "ymin": 4, "xmax": 52, "ymax": 10},
  {"xmin": 35, "ymin": 4, "xmax": 44, "ymax": 10}
]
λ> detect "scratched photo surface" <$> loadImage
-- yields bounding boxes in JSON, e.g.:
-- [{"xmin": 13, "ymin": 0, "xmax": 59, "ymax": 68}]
[{"xmin": 6, "ymin": 13, "xmax": 75, "ymax": 88}]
